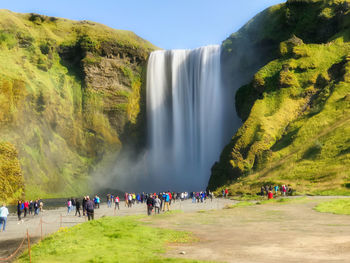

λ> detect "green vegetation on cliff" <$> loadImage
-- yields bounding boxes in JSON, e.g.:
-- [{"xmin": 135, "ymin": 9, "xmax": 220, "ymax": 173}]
[
  {"xmin": 0, "ymin": 10, "xmax": 156, "ymax": 201},
  {"xmin": 0, "ymin": 142, "xmax": 23, "ymax": 203},
  {"xmin": 209, "ymin": 0, "xmax": 350, "ymax": 195}
]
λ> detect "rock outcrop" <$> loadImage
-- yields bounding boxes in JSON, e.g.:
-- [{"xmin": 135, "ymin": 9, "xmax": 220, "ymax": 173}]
[
  {"xmin": 209, "ymin": 0, "xmax": 350, "ymax": 195},
  {"xmin": 0, "ymin": 10, "xmax": 156, "ymax": 200}
]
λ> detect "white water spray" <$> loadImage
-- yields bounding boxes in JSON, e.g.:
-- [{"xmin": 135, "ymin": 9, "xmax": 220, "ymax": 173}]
[{"xmin": 146, "ymin": 45, "xmax": 235, "ymax": 191}]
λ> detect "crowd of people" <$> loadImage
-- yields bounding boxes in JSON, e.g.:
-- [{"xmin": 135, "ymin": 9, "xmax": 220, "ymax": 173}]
[
  {"xmin": 260, "ymin": 184, "xmax": 294, "ymax": 199},
  {"xmin": 0, "ymin": 190, "xmax": 216, "ymax": 232},
  {"xmin": 16, "ymin": 199, "xmax": 44, "ymax": 222},
  {"xmin": 64, "ymin": 191, "xmax": 215, "ymax": 220}
]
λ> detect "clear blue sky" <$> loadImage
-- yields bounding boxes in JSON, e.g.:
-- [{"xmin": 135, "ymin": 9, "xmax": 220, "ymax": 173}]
[{"xmin": 1, "ymin": 0, "xmax": 285, "ymax": 50}]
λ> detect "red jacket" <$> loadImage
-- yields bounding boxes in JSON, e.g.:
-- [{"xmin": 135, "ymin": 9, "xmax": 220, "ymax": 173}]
[{"xmin": 268, "ymin": 192, "xmax": 274, "ymax": 199}]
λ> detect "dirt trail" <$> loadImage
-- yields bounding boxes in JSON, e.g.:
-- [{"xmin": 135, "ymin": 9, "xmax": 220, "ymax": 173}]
[{"xmin": 146, "ymin": 197, "xmax": 350, "ymax": 263}]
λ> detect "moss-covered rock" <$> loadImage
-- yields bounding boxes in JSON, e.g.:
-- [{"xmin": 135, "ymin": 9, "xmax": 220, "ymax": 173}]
[
  {"xmin": 209, "ymin": 0, "xmax": 350, "ymax": 195},
  {"xmin": 0, "ymin": 10, "xmax": 157, "ymax": 200},
  {"xmin": 0, "ymin": 142, "xmax": 24, "ymax": 203}
]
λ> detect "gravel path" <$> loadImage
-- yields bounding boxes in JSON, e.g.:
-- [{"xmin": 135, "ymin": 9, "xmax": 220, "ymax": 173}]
[{"xmin": 0, "ymin": 198, "xmax": 233, "ymax": 261}]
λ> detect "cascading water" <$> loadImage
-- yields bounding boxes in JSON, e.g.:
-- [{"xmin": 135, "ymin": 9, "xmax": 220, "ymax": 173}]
[{"xmin": 146, "ymin": 45, "xmax": 235, "ymax": 191}]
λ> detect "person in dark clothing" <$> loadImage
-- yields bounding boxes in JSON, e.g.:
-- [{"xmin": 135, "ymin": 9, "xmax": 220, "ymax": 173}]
[
  {"xmin": 146, "ymin": 195, "xmax": 155, "ymax": 216},
  {"xmin": 17, "ymin": 200, "xmax": 23, "ymax": 221},
  {"xmin": 264, "ymin": 185, "xmax": 269, "ymax": 196},
  {"xmin": 85, "ymin": 196, "xmax": 95, "ymax": 221},
  {"xmin": 34, "ymin": 200, "xmax": 39, "ymax": 215},
  {"xmin": 82, "ymin": 196, "xmax": 87, "ymax": 216},
  {"xmin": 260, "ymin": 186, "xmax": 265, "ymax": 196},
  {"xmin": 75, "ymin": 198, "xmax": 81, "ymax": 217},
  {"xmin": 29, "ymin": 200, "xmax": 33, "ymax": 215}
]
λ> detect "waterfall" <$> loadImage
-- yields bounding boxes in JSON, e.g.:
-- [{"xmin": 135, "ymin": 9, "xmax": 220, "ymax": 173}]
[{"xmin": 146, "ymin": 45, "xmax": 234, "ymax": 191}]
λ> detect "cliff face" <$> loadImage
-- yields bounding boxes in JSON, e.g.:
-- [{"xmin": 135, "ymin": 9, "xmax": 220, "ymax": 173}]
[
  {"xmin": 0, "ymin": 10, "xmax": 156, "ymax": 201},
  {"xmin": 209, "ymin": 0, "xmax": 350, "ymax": 195}
]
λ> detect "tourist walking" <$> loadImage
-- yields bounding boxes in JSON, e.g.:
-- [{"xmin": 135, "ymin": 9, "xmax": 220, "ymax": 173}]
[
  {"xmin": 268, "ymin": 191, "xmax": 274, "ymax": 199},
  {"xmin": 39, "ymin": 199, "xmax": 44, "ymax": 212},
  {"xmin": 75, "ymin": 198, "xmax": 81, "ymax": 217},
  {"xmin": 146, "ymin": 194, "xmax": 155, "ymax": 216},
  {"xmin": 82, "ymin": 196, "xmax": 87, "ymax": 216},
  {"xmin": 163, "ymin": 192, "xmax": 170, "ymax": 211},
  {"xmin": 29, "ymin": 200, "xmax": 33, "ymax": 215},
  {"xmin": 85, "ymin": 196, "xmax": 95, "ymax": 221},
  {"xmin": 17, "ymin": 200, "xmax": 23, "ymax": 222},
  {"xmin": 154, "ymin": 195, "xmax": 161, "ymax": 214},
  {"xmin": 24, "ymin": 201, "xmax": 29, "ymax": 217},
  {"xmin": 107, "ymin": 194, "xmax": 111, "ymax": 208},
  {"xmin": 34, "ymin": 200, "xmax": 39, "ymax": 215},
  {"xmin": 67, "ymin": 199, "xmax": 72, "ymax": 214},
  {"xmin": 114, "ymin": 196, "xmax": 120, "ymax": 210},
  {"xmin": 0, "ymin": 203, "xmax": 9, "ymax": 232}
]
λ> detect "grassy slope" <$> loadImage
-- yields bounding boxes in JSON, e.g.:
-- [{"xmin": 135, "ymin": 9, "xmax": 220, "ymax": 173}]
[
  {"xmin": 315, "ymin": 198, "xmax": 350, "ymax": 214},
  {"xmin": 16, "ymin": 215, "xmax": 202, "ymax": 263},
  {"xmin": 209, "ymin": 0, "xmax": 350, "ymax": 195},
  {"xmin": 0, "ymin": 10, "xmax": 156, "ymax": 201}
]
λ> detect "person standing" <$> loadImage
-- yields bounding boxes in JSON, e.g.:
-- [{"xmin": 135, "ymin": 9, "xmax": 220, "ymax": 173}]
[
  {"xmin": 154, "ymin": 195, "xmax": 161, "ymax": 214},
  {"xmin": 17, "ymin": 200, "xmax": 23, "ymax": 222},
  {"xmin": 96, "ymin": 195, "xmax": 100, "ymax": 208},
  {"xmin": 114, "ymin": 196, "xmax": 120, "ymax": 210},
  {"xmin": 29, "ymin": 200, "xmax": 33, "ymax": 215},
  {"xmin": 106, "ymin": 194, "xmax": 111, "ymax": 208},
  {"xmin": 34, "ymin": 200, "xmax": 39, "ymax": 215},
  {"xmin": 163, "ymin": 192, "xmax": 170, "ymax": 212},
  {"xmin": 71, "ymin": 198, "xmax": 76, "ymax": 212},
  {"xmin": 82, "ymin": 196, "xmax": 87, "ymax": 216},
  {"xmin": 75, "ymin": 198, "xmax": 81, "ymax": 217},
  {"xmin": 39, "ymin": 199, "xmax": 44, "ymax": 212},
  {"xmin": 124, "ymin": 193, "xmax": 128, "ymax": 207},
  {"xmin": 24, "ymin": 200, "xmax": 29, "ymax": 217},
  {"xmin": 67, "ymin": 199, "xmax": 72, "ymax": 214},
  {"xmin": 85, "ymin": 196, "xmax": 95, "ymax": 221},
  {"xmin": 268, "ymin": 191, "xmax": 274, "ymax": 200},
  {"xmin": 0, "ymin": 203, "xmax": 9, "ymax": 232},
  {"xmin": 128, "ymin": 194, "xmax": 133, "ymax": 208},
  {"xmin": 146, "ymin": 194, "xmax": 154, "ymax": 216}
]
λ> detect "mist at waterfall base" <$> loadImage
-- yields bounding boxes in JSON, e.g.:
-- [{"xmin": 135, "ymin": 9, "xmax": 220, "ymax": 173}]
[{"xmin": 100, "ymin": 45, "xmax": 239, "ymax": 193}]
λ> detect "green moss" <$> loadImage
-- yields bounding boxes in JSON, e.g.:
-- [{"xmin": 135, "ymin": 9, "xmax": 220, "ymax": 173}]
[
  {"xmin": 0, "ymin": 9, "xmax": 156, "ymax": 200},
  {"xmin": 211, "ymin": 0, "xmax": 350, "ymax": 195},
  {"xmin": 0, "ymin": 142, "xmax": 24, "ymax": 203}
]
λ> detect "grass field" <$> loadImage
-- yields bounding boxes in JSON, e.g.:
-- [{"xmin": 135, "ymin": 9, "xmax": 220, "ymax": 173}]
[
  {"xmin": 16, "ymin": 215, "xmax": 207, "ymax": 263},
  {"xmin": 314, "ymin": 198, "xmax": 350, "ymax": 215}
]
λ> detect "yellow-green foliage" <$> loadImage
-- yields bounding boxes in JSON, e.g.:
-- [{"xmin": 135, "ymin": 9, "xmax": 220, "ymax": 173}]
[
  {"xmin": 0, "ymin": 79, "xmax": 26, "ymax": 123},
  {"xmin": 0, "ymin": 142, "xmax": 24, "ymax": 203},
  {"xmin": 211, "ymin": 38, "xmax": 350, "ymax": 194},
  {"xmin": 211, "ymin": 0, "xmax": 350, "ymax": 193},
  {"xmin": 315, "ymin": 198, "xmax": 350, "ymax": 215},
  {"xmin": 0, "ymin": 10, "xmax": 156, "ymax": 200}
]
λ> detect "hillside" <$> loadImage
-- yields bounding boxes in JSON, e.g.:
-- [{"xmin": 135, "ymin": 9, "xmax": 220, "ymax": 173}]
[
  {"xmin": 0, "ymin": 10, "xmax": 156, "ymax": 202},
  {"xmin": 209, "ymin": 0, "xmax": 350, "ymax": 195}
]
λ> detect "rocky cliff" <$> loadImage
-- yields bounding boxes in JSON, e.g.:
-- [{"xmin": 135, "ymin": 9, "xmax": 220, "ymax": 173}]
[
  {"xmin": 209, "ymin": 0, "xmax": 350, "ymax": 195},
  {"xmin": 0, "ymin": 10, "xmax": 156, "ymax": 201}
]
